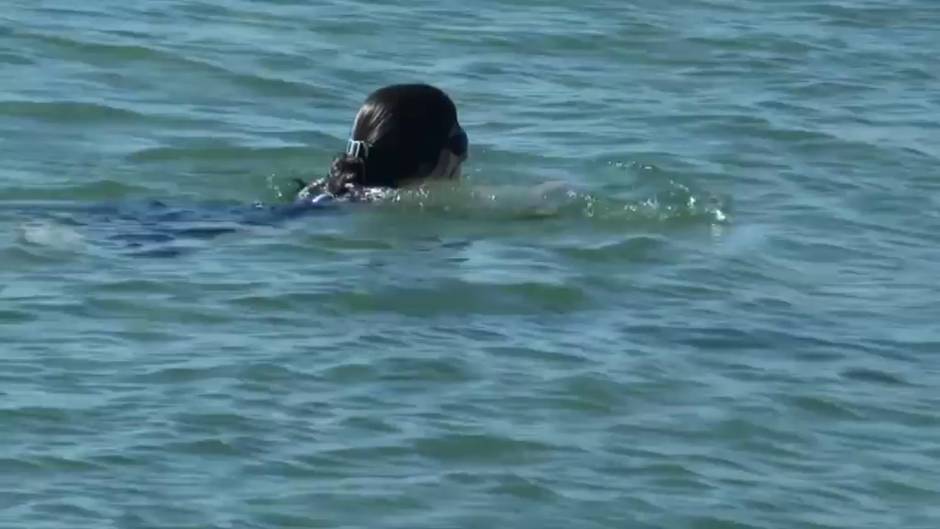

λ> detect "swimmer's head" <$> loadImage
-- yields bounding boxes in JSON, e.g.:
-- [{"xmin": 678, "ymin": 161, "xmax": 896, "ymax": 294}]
[{"xmin": 321, "ymin": 84, "xmax": 468, "ymax": 196}]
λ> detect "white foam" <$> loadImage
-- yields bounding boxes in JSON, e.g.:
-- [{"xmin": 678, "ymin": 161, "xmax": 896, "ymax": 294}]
[{"xmin": 16, "ymin": 221, "xmax": 85, "ymax": 251}]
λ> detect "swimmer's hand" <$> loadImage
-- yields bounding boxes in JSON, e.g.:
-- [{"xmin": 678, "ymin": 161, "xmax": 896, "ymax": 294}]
[{"xmin": 294, "ymin": 178, "xmax": 334, "ymax": 205}]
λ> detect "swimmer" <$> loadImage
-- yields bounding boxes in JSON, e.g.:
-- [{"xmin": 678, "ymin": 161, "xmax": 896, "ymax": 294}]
[{"xmin": 297, "ymin": 83, "xmax": 469, "ymax": 204}]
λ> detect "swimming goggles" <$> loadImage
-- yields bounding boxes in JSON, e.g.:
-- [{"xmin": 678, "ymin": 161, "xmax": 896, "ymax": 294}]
[{"xmin": 448, "ymin": 126, "xmax": 468, "ymax": 158}]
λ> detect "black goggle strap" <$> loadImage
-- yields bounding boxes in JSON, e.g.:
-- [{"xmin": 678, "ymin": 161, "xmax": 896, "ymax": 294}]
[{"xmin": 448, "ymin": 127, "xmax": 468, "ymax": 156}]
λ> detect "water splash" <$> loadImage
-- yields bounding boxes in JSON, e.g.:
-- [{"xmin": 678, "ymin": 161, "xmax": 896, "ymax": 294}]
[
  {"xmin": 15, "ymin": 220, "xmax": 86, "ymax": 252},
  {"xmin": 366, "ymin": 173, "xmax": 730, "ymax": 225},
  {"xmin": 264, "ymin": 158, "xmax": 731, "ymax": 226}
]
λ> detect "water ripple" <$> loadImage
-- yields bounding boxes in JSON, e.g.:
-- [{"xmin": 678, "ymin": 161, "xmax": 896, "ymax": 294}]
[{"xmin": 3, "ymin": 0, "xmax": 940, "ymax": 527}]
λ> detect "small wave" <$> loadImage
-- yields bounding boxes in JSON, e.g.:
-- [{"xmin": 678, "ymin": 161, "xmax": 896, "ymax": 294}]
[
  {"xmin": 0, "ymin": 180, "xmax": 151, "ymax": 201},
  {"xmin": 486, "ymin": 473, "xmax": 561, "ymax": 501},
  {"xmin": 413, "ymin": 432, "xmax": 565, "ymax": 463},
  {"xmin": 14, "ymin": 29, "xmax": 331, "ymax": 99},
  {"xmin": 0, "ymin": 51, "xmax": 32, "ymax": 65},
  {"xmin": 840, "ymin": 367, "xmax": 910, "ymax": 387},
  {"xmin": 128, "ymin": 145, "xmax": 314, "ymax": 163},
  {"xmin": 0, "ymin": 100, "xmax": 145, "ymax": 123},
  {"xmin": 0, "ymin": 309, "xmax": 38, "ymax": 324},
  {"xmin": 11, "ymin": 30, "xmax": 165, "ymax": 61}
]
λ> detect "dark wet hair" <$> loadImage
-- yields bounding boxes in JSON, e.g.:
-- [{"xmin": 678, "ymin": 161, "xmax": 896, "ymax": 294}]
[{"xmin": 314, "ymin": 84, "xmax": 464, "ymax": 197}]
